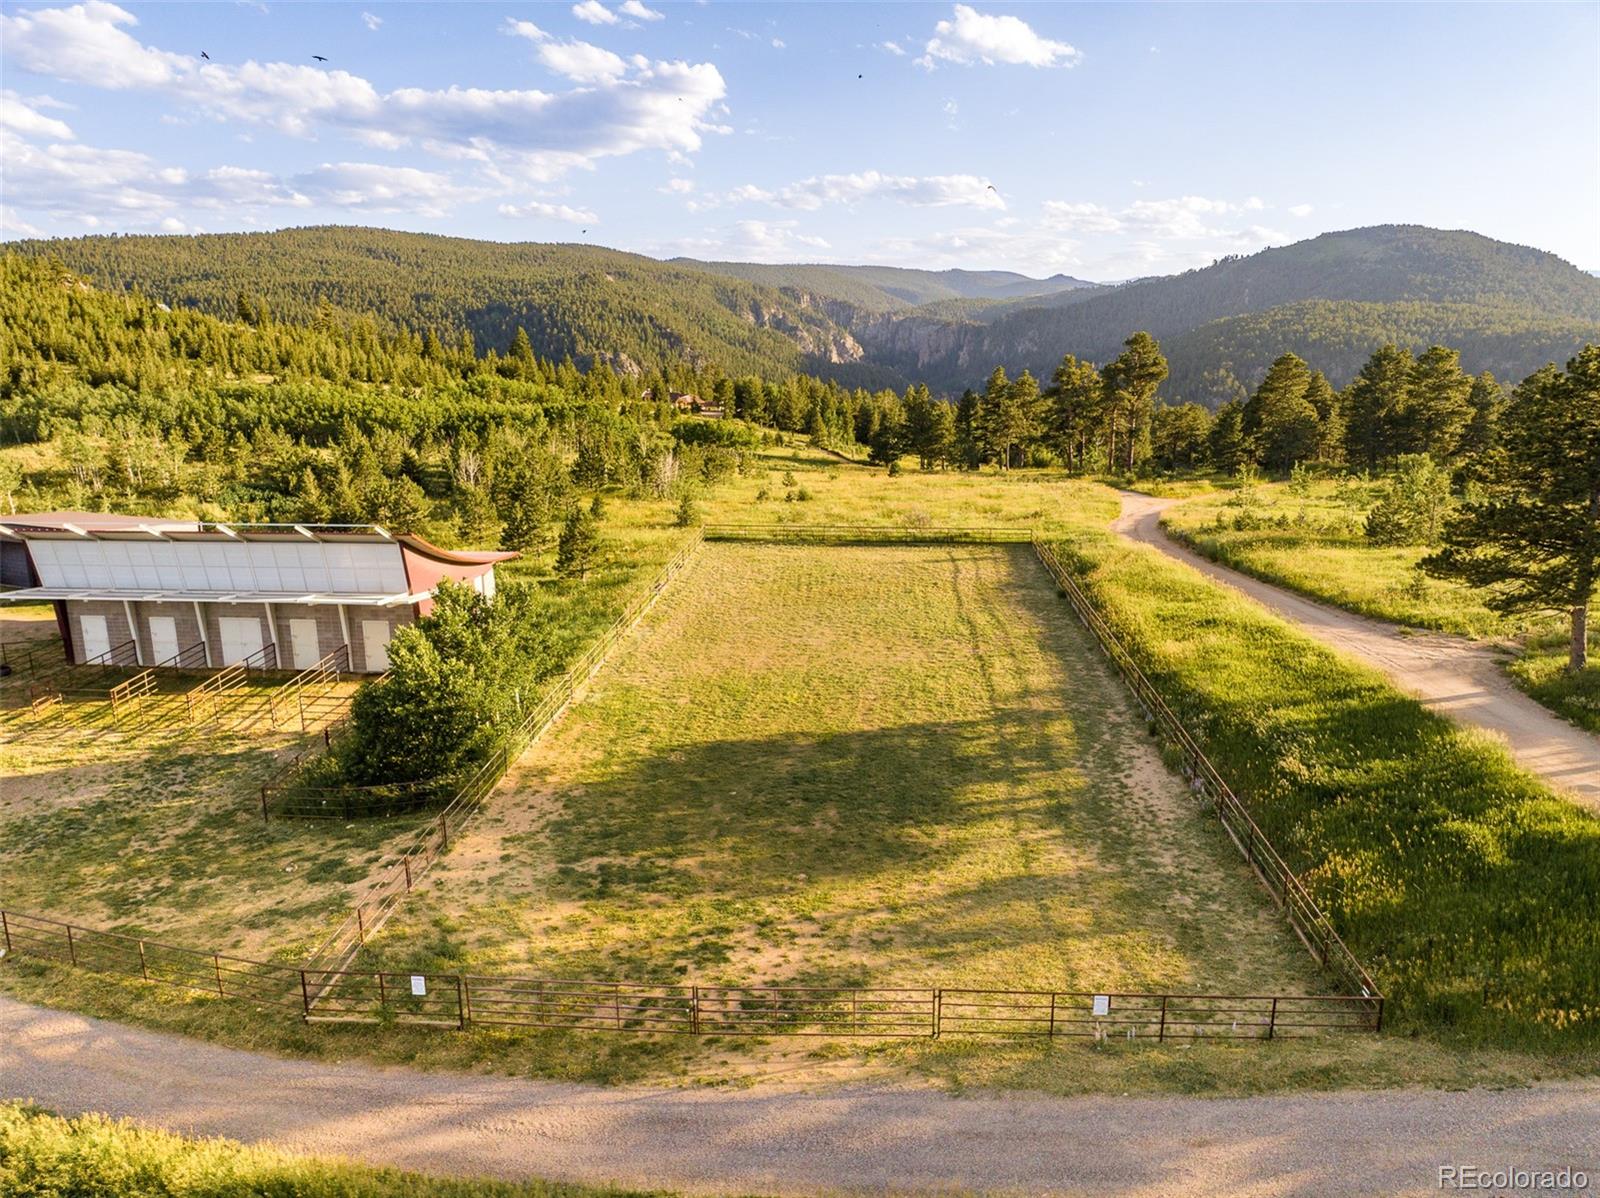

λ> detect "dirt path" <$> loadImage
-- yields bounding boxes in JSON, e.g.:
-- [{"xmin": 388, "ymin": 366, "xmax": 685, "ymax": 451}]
[
  {"xmin": 1113, "ymin": 492, "xmax": 1600, "ymax": 810},
  {"xmin": 4, "ymin": 997, "xmax": 1598, "ymax": 1197}
]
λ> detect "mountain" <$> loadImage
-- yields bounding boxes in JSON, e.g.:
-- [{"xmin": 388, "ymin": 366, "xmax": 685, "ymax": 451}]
[
  {"xmin": 1, "ymin": 226, "xmax": 903, "ymax": 388},
  {"xmin": 9, "ymin": 224, "xmax": 1596, "ymax": 402},
  {"xmin": 668, "ymin": 260, "xmax": 1099, "ymax": 311},
  {"xmin": 847, "ymin": 226, "xmax": 1600, "ymax": 397}
]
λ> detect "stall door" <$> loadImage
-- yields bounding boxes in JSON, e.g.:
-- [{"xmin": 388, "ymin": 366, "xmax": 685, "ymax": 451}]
[
  {"xmin": 289, "ymin": 619, "xmax": 320, "ymax": 670},
  {"xmin": 78, "ymin": 614, "xmax": 110, "ymax": 664},
  {"xmin": 148, "ymin": 616, "xmax": 179, "ymax": 665},
  {"xmin": 361, "ymin": 620, "xmax": 392, "ymax": 673},
  {"xmin": 218, "ymin": 616, "xmax": 265, "ymax": 666}
]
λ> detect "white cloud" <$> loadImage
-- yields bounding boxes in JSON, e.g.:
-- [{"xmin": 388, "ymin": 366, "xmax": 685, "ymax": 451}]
[
  {"xmin": 620, "ymin": 0, "xmax": 665, "ymax": 20},
  {"xmin": 1288, "ymin": 203, "xmax": 1314, "ymax": 217},
  {"xmin": 536, "ymin": 39, "xmax": 629, "ymax": 83},
  {"xmin": 771, "ymin": 38, "xmax": 785, "ymax": 49},
  {"xmin": 291, "ymin": 161, "xmax": 487, "ymax": 216},
  {"xmin": 572, "ymin": 0, "xmax": 619, "ymax": 25},
  {"xmin": 660, "ymin": 177, "xmax": 695, "ymax": 195},
  {"xmin": 880, "ymin": 40, "xmax": 906, "ymax": 56},
  {"xmin": 0, "ymin": 1, "xmax": 188, "ymax": 89},
  {"xmin": 0, "ymin": 4, "xmax": 729, "ymax": 188},
  {"xmin": 361, "ymin": 10, "xmax": 382, "ymax": 31},
  {"xmin": 0, "ymin": 90, "xmax": 76, "ymax": 140},
  {"xmin": 498, "ymin": 199, "xmax": 598, "ymax": 224},
  {"xmin": 1045, "ymin": 194, "xmax": 1274, "ymax": 241},
  {"xmin": 671, "ymin": 219, "xmax": 831, "ymax": 259},
  {"xmin": 919, "ymin": 5, "xmax": 1080, "ymax": 70},
  {"xmin": 722, "ymin": 170, "xmax": 1006, "ymax": 212}
]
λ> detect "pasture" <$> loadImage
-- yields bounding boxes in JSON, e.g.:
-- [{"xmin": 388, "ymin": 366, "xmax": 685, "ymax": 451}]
[{"xmin": 364, "ymin": 541, "xmax": 1320, "ymax": 1029}]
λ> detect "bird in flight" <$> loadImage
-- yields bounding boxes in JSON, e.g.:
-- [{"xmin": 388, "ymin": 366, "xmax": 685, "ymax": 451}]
[
  {"xmin": 986, "ymin": 184, "xmax": 998, "ymax": 192},
  {"xmin": 200, "ymin": 50, "xmax": 210, "ymax": 60},
  {"xmin": 312, "ymin": 54, "xmax": 329, "ymax": 62}
]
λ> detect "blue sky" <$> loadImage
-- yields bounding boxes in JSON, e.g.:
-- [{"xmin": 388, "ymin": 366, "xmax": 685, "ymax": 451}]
[{"xmin": 2, "ymin": 1, "xmax": 1596, "ymax": 279}]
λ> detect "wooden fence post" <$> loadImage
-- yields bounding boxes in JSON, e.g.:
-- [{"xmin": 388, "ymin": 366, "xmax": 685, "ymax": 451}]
[
  {"xmin": 932, "ymin": 988, "xmax": 942, "ymax": 1039},
  {"xmin": 260, "ymin": 785, "xmax": 270, "ymax": 823},
  {"xmin": 65, "ymin": 924, "xmax": 76, "ymax": 966},
  {"xmin": 1267, "ymin": 996, "xmax": 1278, "ymax": 1040},
  {"xmin": 299, "ymin": 970, "xmax": 312, "ymax": 1020},
  {"xmin": 690, "ymin": 985, "xmax": 701, "ymax": 1035},
  {"xmin": 0, "ymin": 911, "xmax": 10, "ymax": 957},
  {"xmin": 1047, "ymin": 992, "xmax": 1057, "ymax": 1038},
  {"xmin": 138, "ymin": 939, "xmax": 148, "ymax": 981},
  {"xmin": 1158, "ymin": 995, "xmax": 1168, "ymax": 1042},
  {"xmin": 214, "ymin": 954, "xmax": 225, "ymax": 997},
  {"xmin": 456, "ymin": 975, "xmax": 467, "ymax": 1030}
]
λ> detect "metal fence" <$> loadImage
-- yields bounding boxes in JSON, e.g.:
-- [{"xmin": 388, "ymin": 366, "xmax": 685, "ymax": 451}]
[
  {"xmin": 0, "ymin": 909, "xmax": 1380, "ymax": 1039},
  {"xmin": 1031, "ymin": 537, "xmax": 1381, "ymax": 1003},
  {"xmin": 705, "ymin": 524, "xmax": 1034, "ymax": 544},
  {"xmin": 301, "ymin": 531, "xmax": 708, "ymax": 980},
  {"xmin": 0, "ymin": 524, "xmax": 1387, "ymax": 1042}
]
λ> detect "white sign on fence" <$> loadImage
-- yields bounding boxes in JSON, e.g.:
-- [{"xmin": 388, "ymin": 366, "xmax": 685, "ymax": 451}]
[
  {"xmin": 1092, "ymin": 994, "xmax": 1110, "ymax": 1017},
  {"xmin": 411, "ymin": 975, "xmax": 427, "ymax": 997}
]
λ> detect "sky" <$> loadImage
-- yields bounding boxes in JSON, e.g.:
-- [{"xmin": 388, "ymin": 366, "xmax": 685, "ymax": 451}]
[{"xmin": 2, "ymin": 1, "xmax": 1596, "ymax": 281}]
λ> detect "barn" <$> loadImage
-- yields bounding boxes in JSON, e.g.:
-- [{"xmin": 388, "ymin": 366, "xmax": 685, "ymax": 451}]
[{"xmin": 0, "ymin": 513, "xmax": 516, "ymax": 674}]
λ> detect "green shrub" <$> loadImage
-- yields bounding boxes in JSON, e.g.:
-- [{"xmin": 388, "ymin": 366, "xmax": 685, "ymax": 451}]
[{"xmin": 0, "ymin": 1102, "xmax": 654, "ymax": 1197}]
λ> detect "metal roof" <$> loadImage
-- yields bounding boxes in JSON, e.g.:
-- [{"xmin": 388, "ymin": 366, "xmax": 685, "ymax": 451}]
[{"xmin": 0, "ymin": 587, "xmax": 419, "ymax": 607}]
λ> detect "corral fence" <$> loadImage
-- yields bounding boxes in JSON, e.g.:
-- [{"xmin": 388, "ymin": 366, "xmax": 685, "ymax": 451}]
[
  {"xmin": 1030, "ymin": 536, "xmax": 1381, "ymax": 1003},
  {"xmin": 0, "ymin": 909, "xmax": 1381, "ymax": 1039},
  {"xmin": 705, "ymin": 523, "xmax": 1034, "ymax": 544},
  {"xmin": 0, "ymin": 522, "xmax": 1387, "ymax": 1041},
  {"xmin": 300, "ymin": 530, "xmax": 707, "ymax": 982}
]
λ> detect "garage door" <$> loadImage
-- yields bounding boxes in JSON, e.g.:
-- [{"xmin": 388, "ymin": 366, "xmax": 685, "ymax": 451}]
[
  {"xmin": 361, "ymin": 620, "xmax": 392, "ymax": 673},
  {"xmin": 79, "ymin": 614, "xmax": 110, "ymax": 664},
  {"xmin": 218, "ymin": 616, "xmax": 265, "ymax": 666},
  {"xmin": 148, "ymin": 616, "xmax": 179, "ymax": 665},
  {"xmin": 289, "ymin": 618, "xmax": 320, "ymax": 670}
]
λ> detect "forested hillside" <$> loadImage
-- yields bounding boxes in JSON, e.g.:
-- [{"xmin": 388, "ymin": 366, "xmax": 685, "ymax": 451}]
[
  {"xmin": 672, "ymin": 260, "xmax": 1098, "ymax": 311},
  {"xmin": 2, "ymin": 227, "xmax": 902, "ymax": 388},
  {"xmin": 856, "ymin": 226, "xmax": 1600, "ymax": 397},
  {"xmin": 8, "ymin": 224, "xmax": 1597, "ymax": 405}
]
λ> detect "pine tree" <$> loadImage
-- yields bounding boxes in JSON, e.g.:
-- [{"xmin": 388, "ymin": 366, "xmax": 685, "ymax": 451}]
[
  {"xmin": 556, "ymin": 507, "xmax": 601, "ymax": 578},
  {"xmin": 1245, "ymin": 353, "xmax": 1321, "ymax": 471},
  {"xmin": 1424, "ymin": 346, "xmax": 1600, "ymax": 670},
  {"xmin": 1101, "ymin": 332, "xmax": 1168, "ymax": 471},
  {"xmin": 1403, "ymin": 345, "xmax": 1475, "ymax": 460},
  {"xmin": 1343, "ymin": 344, "xmax": 1415, "ymax": 469}
]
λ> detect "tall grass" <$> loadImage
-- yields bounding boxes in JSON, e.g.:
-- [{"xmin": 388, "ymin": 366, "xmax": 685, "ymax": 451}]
[
  {"xmin": 0, "ymin": 1102, "xmax": 662, "ymax": 1198},
  {"xmin": 1058, "ymin": 530, "xmax": 1600, "ymax": 1048}
]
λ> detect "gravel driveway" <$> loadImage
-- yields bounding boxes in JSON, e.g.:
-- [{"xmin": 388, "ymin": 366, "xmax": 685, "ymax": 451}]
[
  {"xmin": 1113, "ymin": 492, "xmax": 1600, "ymax": 811},
  {"xmin": 4, "ymin": 997, "xmax": 1598, "ymax": 1196}
]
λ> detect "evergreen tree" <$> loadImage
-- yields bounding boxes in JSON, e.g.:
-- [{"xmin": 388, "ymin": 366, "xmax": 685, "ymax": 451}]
[
  {"xmin": 1101, "ymin": 332, "xmax": 1168, "ymax": 471},
  {"xmin": 1402, "ymin": 345, "xmax": 1475, "ymax": 460},
  {"xmin": 1046, "ymin": 354, "xmax": 1103, "ymax": 472},
  {"xmin": 1245, "ymin": 353, "xmax": 1321, "ymax": 471},
  {"xmin": 556, "ymin": 507, "xmax": 601, "ymax": 578},
  {"xmin": 1150, "ymin": 403, "xmax": 1213, "ymax": 470},
  {"xmin": 1207, "ymin": 400, "xmax": 1249, "ymax": 473},
  {"xmin": 1343, "ymin": 344, "xmax": 1415, "ymax": 469},
  {"xmin": 1424, "ymin": 346, "xmax": 1600, "ymax": 669}
]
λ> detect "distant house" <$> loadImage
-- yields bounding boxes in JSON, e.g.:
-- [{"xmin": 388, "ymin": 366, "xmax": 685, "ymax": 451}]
[{"xmin": 0, "ymin": 512, "xmax": 516, "ymax": 674}]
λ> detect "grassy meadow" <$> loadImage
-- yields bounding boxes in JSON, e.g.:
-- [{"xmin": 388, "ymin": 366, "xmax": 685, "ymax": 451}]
[
  {"xmin": 3, "ymin": 444, "xmax": 1598, "ymax": 1094},
  {"xmin": 368, "ymin": 541, "xmax": 1318, "ymax": 1001},
  {"xmin": 1158, "ymin": 477, "xmax": 1600, "ymax": 733},
  {"xmin": 0, "ymin": 1103, "xmax": 658, "ymax": 1198}
]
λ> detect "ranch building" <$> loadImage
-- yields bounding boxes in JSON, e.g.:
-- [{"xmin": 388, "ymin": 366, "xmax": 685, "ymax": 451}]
[{"xmin": 0, "ymin": 512, "xmax": 515, "ymax": 674}]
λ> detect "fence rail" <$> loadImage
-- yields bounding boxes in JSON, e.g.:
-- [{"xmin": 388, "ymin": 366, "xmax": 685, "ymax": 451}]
[
  {"xmin": 1031, "ymin": 537, "xmax": 1381, "ymax": 1003},
  {"xmin": 0, "ymin": 640, "xmax": 56, "ymax": 675},
  {"xmin": 0, "ymin": 524, "xmax": 1386, "ymax": 1043},
  {"xmin": 705, "ymin": 524, "xmax": 1033, "ymax": 544},
  {"xmin": 303, "ymin": 531, "xmax": 707, "ymax": 980},
  {"xmin": 184, "ymin": 641, "xmax": 278, "ymax": 726},
  {"xmin": 265, "ymin": 643, "xmax": 350, "ymax": 733},
  {"xmin": 0, "ymin": 908, "xmax": 1380, "ymax": 1039}
]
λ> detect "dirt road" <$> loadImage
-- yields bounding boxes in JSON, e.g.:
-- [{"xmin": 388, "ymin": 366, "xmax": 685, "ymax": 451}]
[
  {"xmin": 1113, "ymin": 492, "xmax": 1600, "ymax": 810},
  {"xmin": 4, "ymin": 997, "xmax": 1598, "ymax": 1196}
]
